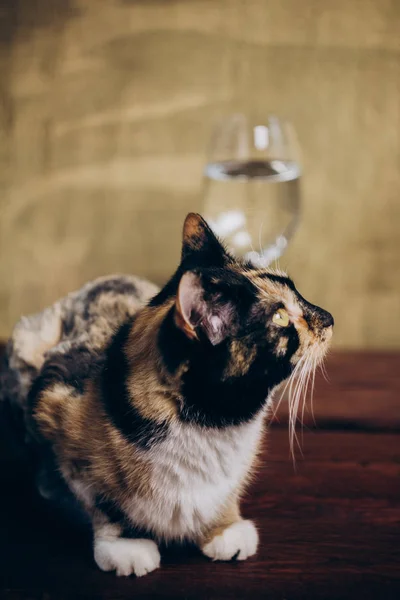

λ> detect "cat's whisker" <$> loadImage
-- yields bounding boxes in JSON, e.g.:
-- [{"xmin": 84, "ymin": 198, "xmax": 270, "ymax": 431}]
[
  {"xmin": 287, "ymin": 370, "xmax": 299, "ymax": 455},
  {"xmin": 320, "ymin": 359, "xmax": 330, "ymax": 383},
  {"xmin": 288, "ymin": 355, "xmax": 309, "ymax": 459},
  {"xmin": 288, "ymin": 350, "xmax": 317, "ymax": 460},
  {"xmin": 292, "ymin": 361, "xmax": 306, "ymax": 425},
  {"xmin": 269, "ymin": 354, "xmax": 305, "ymax": 423},
  {"xmin": 301, "ymin": 360, "xmax": 314, "ymax": 435},
  {"xmin": 297, "ymin": 358, "xmax": 311, "ymax": 426},
  {"xmin": 310, "ymin": 352, "xmax": 318, "ymax": 426}
]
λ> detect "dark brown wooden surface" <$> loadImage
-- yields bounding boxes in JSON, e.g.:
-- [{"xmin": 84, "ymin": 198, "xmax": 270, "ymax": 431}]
[{"xmin": 0, "ymin": 350, "xmax": 399, "ymax": 599}]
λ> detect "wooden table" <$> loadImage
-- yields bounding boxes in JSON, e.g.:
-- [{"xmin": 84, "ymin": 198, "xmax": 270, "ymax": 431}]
[{"xmin": 1, "ymin": 351, "xmax": 399, "ymax": 599}]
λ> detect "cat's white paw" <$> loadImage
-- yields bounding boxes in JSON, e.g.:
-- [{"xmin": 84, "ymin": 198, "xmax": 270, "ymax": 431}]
[
  {"xmin": 202, "ymin": 520, "xmax": 258, "ymax": 561},
  {"xmin": 94, "ymin": 537, "xmax": 161, "ymax": 577}
]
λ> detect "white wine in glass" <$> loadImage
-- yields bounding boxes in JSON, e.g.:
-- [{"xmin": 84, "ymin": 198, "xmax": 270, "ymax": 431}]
[{"xmin": 203, "ymin": 114, "xmax": 301, "ymax": 266}]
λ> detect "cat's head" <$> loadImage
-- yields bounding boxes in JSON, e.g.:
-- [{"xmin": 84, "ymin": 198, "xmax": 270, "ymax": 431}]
[{"xmin": 153, "ymin": 213, "xmax": 333, "ymax": 429}]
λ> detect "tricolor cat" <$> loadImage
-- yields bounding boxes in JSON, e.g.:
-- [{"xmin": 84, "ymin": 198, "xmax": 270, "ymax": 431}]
[{"xmin": 0, "ymin": 213, "xmax": 333, "ymax": 577}]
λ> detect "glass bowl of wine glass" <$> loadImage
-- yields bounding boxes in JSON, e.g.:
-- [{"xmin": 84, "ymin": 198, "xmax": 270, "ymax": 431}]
[{"xmin": 202, "ymin": 114, "xmax": 301, "ymax": 267}]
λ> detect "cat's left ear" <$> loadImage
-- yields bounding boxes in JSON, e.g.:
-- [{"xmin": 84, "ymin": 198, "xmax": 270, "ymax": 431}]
[
  {"xmin": 175, "ymin": 271, "xmax": 233, "ymax": 345},
  {"xmin": 181, "ymin": 213, "xmax": 230, "ymax": 266}
]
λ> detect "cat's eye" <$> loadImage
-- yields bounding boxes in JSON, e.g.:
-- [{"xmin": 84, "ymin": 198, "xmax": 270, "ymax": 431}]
[{"xmin": 272, "ymin": 308, "xmax": 290, "ymax": 327}]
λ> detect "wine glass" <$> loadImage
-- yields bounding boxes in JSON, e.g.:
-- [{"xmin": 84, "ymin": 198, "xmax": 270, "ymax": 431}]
[{"xmin": 202, "ymin": 114, "xmax": 301, "ymax": 267}]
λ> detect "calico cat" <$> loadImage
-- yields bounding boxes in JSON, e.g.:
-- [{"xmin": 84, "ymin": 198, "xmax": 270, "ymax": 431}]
[{"xmin": 0, "ymin": 213, "xmax": 333, "ymax": 577}]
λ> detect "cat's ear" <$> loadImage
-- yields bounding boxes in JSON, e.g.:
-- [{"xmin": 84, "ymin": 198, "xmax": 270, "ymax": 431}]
[
  {"xmin": 175, "ymin": 271, "xmax": 233, "ymax": 345},
  {"xmin": 181, "ymin": 213, "xmax": 229, "ymax": 266}
]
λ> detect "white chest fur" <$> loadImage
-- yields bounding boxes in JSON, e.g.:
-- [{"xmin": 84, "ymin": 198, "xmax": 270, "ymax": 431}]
[{"xmin": 124, "ymin": 413, "xmax": 265, "ymax": 541}]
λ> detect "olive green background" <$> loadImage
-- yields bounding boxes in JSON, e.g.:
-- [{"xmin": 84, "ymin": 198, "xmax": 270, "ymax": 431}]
[{"xmin": 0, "ymin": 0, "xmax": 399, "ymax": 347}]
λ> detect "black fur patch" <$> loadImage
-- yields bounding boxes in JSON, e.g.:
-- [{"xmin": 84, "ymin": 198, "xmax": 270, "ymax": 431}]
[
  {"xmin": 283, "ymin": 325, "xmax": 300, "ymax": 358},
  {"xmin": 179, "ymin": 337, "xmax": 295, "ymax": 427},
  {"xmin": 29, "ymin": 346, "xmax": 104, "ymax": 416},
  {"xmin": 158, "ymin": 307, "xmax": 192, "ymax": 374},
  {"xmin": 95, "ymin": 495, "xmax": 126, "ymax": 525},
  {"xmin": 101, "ymin": 322, "xmax": 168, "ymax": 450},
  {"xmin": 83, "ymin": 278, "xmax": 138, "ymax": 318},
  {"xmin": 62, "ymin": 312, "xmax": 76, "ymax": 337},
  {"xmin": 258, "ymin": 272, "xmax": 297, "ymax": 292}
]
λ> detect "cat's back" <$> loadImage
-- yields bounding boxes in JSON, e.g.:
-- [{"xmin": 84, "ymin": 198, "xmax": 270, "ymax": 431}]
[
  {"xmin": 57, "ymin": 274, "xmax": 159, "ymax": 348},
  {"xmin": 0, "ymin": 274, "xmax": 159, "ymax": 414}
]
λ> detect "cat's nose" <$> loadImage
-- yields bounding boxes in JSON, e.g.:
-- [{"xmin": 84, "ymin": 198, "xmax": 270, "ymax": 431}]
[{"xmin": 319, "ymin": 309, "xmax": 334, "ymax": 328}]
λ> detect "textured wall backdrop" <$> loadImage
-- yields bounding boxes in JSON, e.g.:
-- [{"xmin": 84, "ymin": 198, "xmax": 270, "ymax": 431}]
[{"xmin": 0, "ymin": 0, "xmax": 399, "ymax": 347}]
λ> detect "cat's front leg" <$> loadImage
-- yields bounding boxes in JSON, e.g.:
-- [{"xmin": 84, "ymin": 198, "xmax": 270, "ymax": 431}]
[
  {"xmin": 92, "ymin": 511, "xmax": 161, "ymax": 577},
  {"xmin": 200, "ymin": 499, "xmax": 259, "ymax": 562}
]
